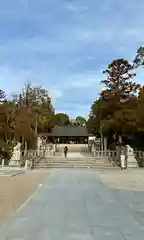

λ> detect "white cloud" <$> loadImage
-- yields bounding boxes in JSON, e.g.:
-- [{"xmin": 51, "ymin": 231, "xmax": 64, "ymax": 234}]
[
  {"xmin": 64, "ymin": 1, "xmax": 89, "ymax": 12},
  {"xmin": 56, "ymin": 103, "xmax": 90, "ymax": 117},
  {"xmin": 55, "ymin": 71, "xmax": 103, "ymax": 90},
  {"xmin": 0, "ymin": 66, "xmax": 63, "ymax": 101},
  {"xmin": 49, "ymin": 89, "xmax": 63, "ymax": 101}
]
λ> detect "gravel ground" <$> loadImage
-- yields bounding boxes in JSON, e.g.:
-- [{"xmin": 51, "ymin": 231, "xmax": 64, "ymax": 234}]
[
  {"xmin": 97, "ymin": 168, "xmax": 144, "ymax": 191},
  {"xmin": 0, "ymin": 170, "xmax": 49, "ymax": 225}
]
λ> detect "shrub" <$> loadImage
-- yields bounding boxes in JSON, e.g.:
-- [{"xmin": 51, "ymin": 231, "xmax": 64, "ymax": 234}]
[{"xmin": 0, "ymin": 140, "xmax": 13, "ymax": 165}]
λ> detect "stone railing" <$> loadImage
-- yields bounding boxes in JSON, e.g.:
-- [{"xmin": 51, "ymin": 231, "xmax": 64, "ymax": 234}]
[
  {"xmin": 0, "ymin": 148, "xmax": 55, "ymax": 169},
  {"xmin": 91, "ymin": 147, "xmax": 144, "ymax": 169},
  {"xmin": 92, "ymin": 149, "xmax": 117, "ymax": 162},
  {"xmin": 132, "ymin": 150, "xmax": 144, "ymax": 168},
  {"xmin": 27, "ymin": 149, "xmax": 55, "ymax": 158}
]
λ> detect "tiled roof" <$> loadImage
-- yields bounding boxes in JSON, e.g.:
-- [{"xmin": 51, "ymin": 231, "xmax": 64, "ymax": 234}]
[{"xmin": 40, "ymin": 125, "xmax": 89, "ymax": 137}]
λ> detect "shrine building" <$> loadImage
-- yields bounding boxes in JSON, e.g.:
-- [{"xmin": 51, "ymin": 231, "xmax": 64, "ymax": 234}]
[{"xmin": 39, "ymin": 125, "xmax": 91, "ymax": 144}]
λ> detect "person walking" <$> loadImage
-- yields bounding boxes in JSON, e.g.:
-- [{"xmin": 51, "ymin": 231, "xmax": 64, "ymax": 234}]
[{"xmin": 64, "ymin": 146, "xmax": 68, "ymax": 158}]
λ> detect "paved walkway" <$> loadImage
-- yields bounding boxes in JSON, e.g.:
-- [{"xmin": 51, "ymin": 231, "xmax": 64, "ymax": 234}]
[
  {"xmin": 0, "ymin": 169, "xmax": 144, "ymax": 239},
  {"xmin": 55, "ymin": 152, "xmax": 85, "ymax": 158},
  {"xmin": 66, "ymin": 152, "xmax": 84, "ymax": 158}
]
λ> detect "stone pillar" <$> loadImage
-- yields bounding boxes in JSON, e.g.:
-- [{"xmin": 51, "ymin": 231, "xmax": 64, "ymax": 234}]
[
  {"xmin": 103, "ymin": 137, "xmax": 107, "ymax": 151},
  {"xmin": 1, "ymin": 159, "xmax": 4, "ymax": 167},
  {"xmin": 120, "ymin": 146, "xmax": 126, "ymax": 169},
  {"xmin": 116, "ymin": 146, "xmax": 120, "ymax": 163},
  {"xmin": 45, "ymin": 150, "xmax": 50, "ymax": 158},
  {"xmin": 92, "ymin": 143, "xmax": 95, "ymax": 157},
  {"xmin": 25, "ymin": 160, "xmax": 28, "ymax": 169},
  {"xmin": 51, "ymin": 149, "xmax": 54, "ymax": 156}
]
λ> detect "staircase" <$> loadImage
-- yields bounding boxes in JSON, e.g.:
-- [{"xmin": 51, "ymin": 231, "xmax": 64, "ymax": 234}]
[
  {"xmin": 33, "ymin": 144, "xmax": 119, "ymax": 170},
  {"xmin": 34, "ymin": 156, "xmax": 118, "ymax": 170}
]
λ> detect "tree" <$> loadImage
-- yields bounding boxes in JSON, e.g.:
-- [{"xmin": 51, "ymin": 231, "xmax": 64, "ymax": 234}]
[
  {"xmin": 54, "ymin": 113, "xmax": 69, "ymax": 125},
  {"xmin": 88, "ymin": 58, "xmax": 140, "ymax": 156},
  {"xmin": 75, "ymin": 116, "xmax": 86, "ymax": 125},
  {"xmin": 101, "ymin": 59, "xmax": 139, "ymax": 136},
  {"xmin": 2, "ymin": 100, "xmax": 17, "ymax": 143},
  {"xmin": 87, "ymin": 98, "xmax": 103, "ymax": 135},
  {"xmin": 133, "ymin": 46, "xmax": 144, "ymax": 68},
  {"xmin": 102, "ymin": 59, "xmax": 138, "ymax": 98},
  {"xmin": 38, "ymin": 99, "xmax": 55, "ymax": 132},
  {"xmin": 16, "ymin": 83, "xmax": 54, "ymax": 142},
  {"xmin": 0, "ymin": 83, "xmax": 55, "ymax": 160},
  {"xmin": 14, "ymin": 106, "xmax": 35, "ymax": 149},
  {"xmin": 135, "ymin": 86, "xmax": 144, "ymax": 132},
  {"xmin": 0, "ymin": 89, "xmax": 5, "ymax": 101},
  {"xmin": 0, "ymin": 82, "xmax": 54, "ymax": 153},
  {"xmin": 0, "ymin": 90, "xmax": 15, "ymax": 160},
  {"xmin": 0, "ymin": 92, "xmax": 16, "ymax": 143}
]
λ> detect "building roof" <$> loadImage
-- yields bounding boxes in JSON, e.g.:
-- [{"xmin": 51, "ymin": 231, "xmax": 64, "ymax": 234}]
[{"xmin": 40, "ymin": 125, "xmax": 90, "ymax": 137}]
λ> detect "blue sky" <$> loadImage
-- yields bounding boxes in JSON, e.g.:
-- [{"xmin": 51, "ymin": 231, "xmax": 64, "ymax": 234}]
[{"xmin": 0, "ymin": 0, "xmax": 144, "ymax": 117}]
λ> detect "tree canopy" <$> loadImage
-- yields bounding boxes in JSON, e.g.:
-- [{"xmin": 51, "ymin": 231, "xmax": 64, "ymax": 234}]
[
  {"xmin": 75, "ymin": 116, "xmax": 86, "ymax": 125},
  {"xmin": 54, "ymin": 113, "xmax": 70, "ymax": 126},
  {"xmin": 0, "ymin": 83, "xmax": 55, "ymax": 153},
  {"xmin": 87, "ymin": 49, "xmax": 144, "ymax": 148}
]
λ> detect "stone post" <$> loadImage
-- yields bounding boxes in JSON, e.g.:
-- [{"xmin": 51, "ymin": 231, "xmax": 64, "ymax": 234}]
[
  {"xmin": 103, "ymin": 137, "xmax": 107, "ymax": 152},
  {"xmin": 51, "ymin": 149, "xmax": 54, "ymax": 156},
  {"xmin": 45, "ymin": 150, "xmax": 49, "ymax": 158},
  {"xmin": 120, "ymin": 146, "xmax": 126, "ymax": 169},
  {"xmin": 92, "ymin": 143, "xmax": 95, "ymax": 157},
  {"xmin": 25, "ymin": 160, "xmax": 28, "ymax": 170},
  {"xmin": 2, "ymin": 159, "xmax": 4, "ymax": 167}
]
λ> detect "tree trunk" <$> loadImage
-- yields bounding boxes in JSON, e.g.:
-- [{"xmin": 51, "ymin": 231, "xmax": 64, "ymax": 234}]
[
  {"xmin": 35, "ymin": 114, "xmax": 38, "ymax": 136},
  {"xmin": 100, "ymin": 126, "xmax": 103, "ymax": 151},
  {"xmin": 24, "ymin": 140, "xmax": 27, "ymax": 156},
  {"xmin": 117, "ymin": 135, "xmax": 122, "ymax": 166},
  {"xmin": 21, "ymin": 135, "xmax": 24, "ymax": 151}
]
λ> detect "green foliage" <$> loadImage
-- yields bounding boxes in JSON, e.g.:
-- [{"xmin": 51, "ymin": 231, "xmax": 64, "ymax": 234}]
[
  {"xmin": 133, "ymin": 46, "xmax": 144, "ymax": 67},
  {"xmin": 0, "ymin": 89, "xmax": 5, "ymax": 101},
  {"xmin": 0, "ymin": 138, "xmax": 13, "ymax": 164},
  {"xmin": 75, "ymin": 116, "xmax": 86, "ymax": 125},
  {"xmin": 0, "ymin": 83, "xmax": 55, "ymax": 155},
  {"xmin": 135, "ymin": 86, "xmax": 144, "ymax": 132},
  {"xmin": 88, "ymin": 58, "xmax": 140, "ymax": 139},
  {"xmin": 54, "ymin": 113, "xmax": 69, "ymax": 125},
  {"xmin": 87, "ymin": 99, "xmax": 103, "ymax": 134}
]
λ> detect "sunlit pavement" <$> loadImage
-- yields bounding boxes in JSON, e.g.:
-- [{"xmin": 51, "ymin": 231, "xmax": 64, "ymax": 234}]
[{"xmin": 0, "ymin": 169, "xmax": 144, "ymax": 239}]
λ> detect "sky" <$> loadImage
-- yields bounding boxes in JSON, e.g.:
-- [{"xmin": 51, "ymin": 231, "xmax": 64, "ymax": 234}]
[{"xmin": 0, "ymin": 0, "xmax": 144, "ymax": 118}]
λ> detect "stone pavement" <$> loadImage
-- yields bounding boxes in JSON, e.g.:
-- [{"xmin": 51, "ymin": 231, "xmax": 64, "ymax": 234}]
[
  {"xmin": 0, "ymin": 167, "xmax": 24, "ymax": 176},
  {"xmin": 66, "ymin": 152, "xmax": 84, "ymax": 158},
  {"xmin": 0, "ymin": 169, "xmax": 144, "ymax": 239},
  {"xmin": 55, "ymin": 152, "xmax": 85, "ymax": 158}
]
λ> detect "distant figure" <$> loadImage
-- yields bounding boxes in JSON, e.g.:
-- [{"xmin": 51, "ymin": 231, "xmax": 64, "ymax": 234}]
[{"xmin": 64, "ymin": 146, "xmax": 68, "ymax": 158}]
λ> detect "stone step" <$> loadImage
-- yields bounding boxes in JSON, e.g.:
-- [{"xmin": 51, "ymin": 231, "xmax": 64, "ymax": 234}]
[
  {"xmin": 35, "ymin": 161, "xmax": 111, "ymax": 164},
  {"xmin": 36, "ymin": 161, "xmax": 107, "ymax": 165},
  {"xmin": 35, "ymin": 162, "xmax": 115, "ymax": 168},
  {"xmin": 35, "ymin": 164, "xmax": 116, "ymax": 169},
  {"xmin": 127, "ymin": 162, "xmax": 138, "ymax": 168},
  {"xmin": 37, "ymin": 159, "xmax": 104, "ymax": 163},
  {"xmin": 56, "ymin": 150, "xmax": 89, "ymax": 153},
  {"xmin": 38, "ymin": 157, "xmax": 101, "ymax": 160},
  {"xmin": 36, "ymin": 160, "xmax": 103, "ymax": 164}
]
